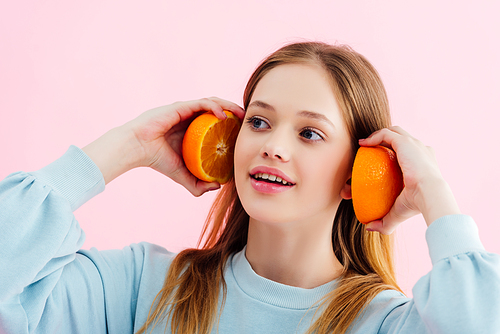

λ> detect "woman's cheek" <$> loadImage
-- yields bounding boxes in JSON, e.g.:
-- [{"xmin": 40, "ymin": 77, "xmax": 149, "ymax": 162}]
[{"xmin": 233, "ymin": 132, "xmax": 250, "ymax": 185}]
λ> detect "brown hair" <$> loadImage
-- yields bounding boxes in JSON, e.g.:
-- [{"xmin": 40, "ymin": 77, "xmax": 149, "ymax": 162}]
[{"xmin": 136, "ymin": 41, "xmax": 403, "ymax": 334}]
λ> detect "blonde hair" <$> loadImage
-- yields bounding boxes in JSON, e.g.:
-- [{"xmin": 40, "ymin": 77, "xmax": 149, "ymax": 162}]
[{"xmin": 136, "ymin": 41, "xmax": 403, "ymax": 334}]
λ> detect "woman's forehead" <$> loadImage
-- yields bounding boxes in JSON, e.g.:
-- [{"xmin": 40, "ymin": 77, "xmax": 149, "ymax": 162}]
[{"xmin": 249, "ymin": 64, "xmax": 342, "ymax": 122}]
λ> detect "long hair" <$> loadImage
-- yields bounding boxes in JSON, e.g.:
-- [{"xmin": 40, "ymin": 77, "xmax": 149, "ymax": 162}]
[{"xmin": 136, "ymin": 41, "xmax": 403, "ymax": 334}]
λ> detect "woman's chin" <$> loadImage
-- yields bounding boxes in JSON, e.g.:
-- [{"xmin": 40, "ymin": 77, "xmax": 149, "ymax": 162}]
[{"xmin": 246, "ymin": 209, "xmax": 301, "ymax": 227}]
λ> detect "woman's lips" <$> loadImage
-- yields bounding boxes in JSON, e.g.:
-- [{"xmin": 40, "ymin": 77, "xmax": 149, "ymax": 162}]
[
  {"xmin": 250, "ymin": 176, "xmax": 294, "ymax": 193},
  {"xmin": 249, "ymin": 166, "xmax": 295, "ymax": 185}
]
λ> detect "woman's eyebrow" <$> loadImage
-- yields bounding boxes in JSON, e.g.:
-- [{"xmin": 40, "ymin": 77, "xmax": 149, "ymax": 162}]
[
  {"xmin": 296, "ymin": 110, "xmax": 335, "ymax": 129},
  {"xmin": 247, "ymin": 100, "xmax": 275, "ymax": 111},
  {"xmin": 247, "ymin": 100, "xmax": 335, "ymax": 129}
]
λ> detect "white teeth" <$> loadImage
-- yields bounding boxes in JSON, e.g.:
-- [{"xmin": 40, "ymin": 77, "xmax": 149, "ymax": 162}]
[{"xmin": 253, "ymin": 172, "xmax": 292, "ymax": 185}]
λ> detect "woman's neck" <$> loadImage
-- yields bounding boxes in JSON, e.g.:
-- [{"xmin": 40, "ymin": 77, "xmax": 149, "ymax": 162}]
[{"xmin": 245, "ymin": 217, "xmax": 344, "ymax": 289}]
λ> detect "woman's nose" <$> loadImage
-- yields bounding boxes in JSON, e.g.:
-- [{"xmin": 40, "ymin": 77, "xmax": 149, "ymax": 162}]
[{"xmin": 259, "ymin": 132, "xmax": 291, "ymax": 162}]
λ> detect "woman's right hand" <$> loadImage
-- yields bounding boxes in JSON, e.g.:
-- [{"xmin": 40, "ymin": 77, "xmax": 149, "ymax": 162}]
[{"xmin": 82, "ymin": 98, "xmax": 245, "ymax": 196}]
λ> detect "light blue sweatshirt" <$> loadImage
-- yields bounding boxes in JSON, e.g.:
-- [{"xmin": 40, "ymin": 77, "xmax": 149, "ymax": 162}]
[{"xmin": 0, "ymin": 146, "xmax": 499, "ymax": 333}]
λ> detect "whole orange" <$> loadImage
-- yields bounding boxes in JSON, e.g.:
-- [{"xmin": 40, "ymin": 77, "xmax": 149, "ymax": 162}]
[
  {"xmin": 182, "ymin": 111, "xmax": 241, "ymax": 184},
  {"xmin": 351, "ymin": 145, "xmax": 404, "ymax": 224}
]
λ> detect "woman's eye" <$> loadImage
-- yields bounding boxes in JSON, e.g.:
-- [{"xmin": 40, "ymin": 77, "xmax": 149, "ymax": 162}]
[
  {"xmin": 300, "ymin": 128, "xmax": 323, "ymax": 141},
  {"xmin": 246, "ymin": 116, "xmax": 269, "ymax": 129}
]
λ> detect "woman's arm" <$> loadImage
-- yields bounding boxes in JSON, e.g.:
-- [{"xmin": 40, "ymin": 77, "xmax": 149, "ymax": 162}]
[
  {"xmin": 0, "ymin": 147, "xmax": 106, "ymax": 332},
  {"xmin": 376, "ymin": 215, "xmax": 500, "ymax": 333},
  {"xmin": 0, "ymin": 98, "xmax": 245, "ymax": 333},
  {"xmin": 357, "ymin": 127, "xmax": 500, "ymax": 333},
  {"xmin": 82, "ymin": 98, "xmax": 245, "ymax": 194},
  {"xmin": 358, "ymin": 126, "xmax": 461, "ymax": 234}
]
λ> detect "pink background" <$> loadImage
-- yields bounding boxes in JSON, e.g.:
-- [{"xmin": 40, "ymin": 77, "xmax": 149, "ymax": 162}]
[{"xmin": 1, "ymin": 1, "xmax": 499, "ymax": 297}]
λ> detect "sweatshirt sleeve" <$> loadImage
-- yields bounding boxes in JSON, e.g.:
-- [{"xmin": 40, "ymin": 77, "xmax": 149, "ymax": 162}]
[
  {"xmin": 0, "ymin": 146, "xmax": 106, "ymax": 332},
  {"xmin": 379, "ymin": 215, "xmax": 500, "ymax": 333}
]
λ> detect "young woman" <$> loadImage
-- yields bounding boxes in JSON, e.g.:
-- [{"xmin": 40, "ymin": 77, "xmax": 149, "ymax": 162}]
[{"xmin": 1, "ymin": 42, "xmax": 498, "ymax": 334}]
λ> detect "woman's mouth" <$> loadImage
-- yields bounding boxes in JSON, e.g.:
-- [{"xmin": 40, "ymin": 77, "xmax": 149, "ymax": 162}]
[
  {"xmin": 250, "ymin": 173, "xmax": 295, "ymax": 193},
  {"xmin": 251, "ymin": 173, "xmax": 293, "ymax": 185}
]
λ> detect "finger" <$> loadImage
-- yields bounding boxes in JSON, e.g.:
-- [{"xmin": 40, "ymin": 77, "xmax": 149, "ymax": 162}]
[
  {"xmin": 186, "ymin": 179, "xmax": 221, "ymax": 197},
  {"xmin": 365, "ymin": 216, "xmax": 399, "ymax": 235},
  {"xmin": 207, "ymin": 97, "xmax": 246, "ymax": 120},
  {"xmin": 359, "ymin": 127, "xmax": 402, "ymax": 149},
  {"xmin": 364, "ymin": 220, "xmax": 387, "ymax": 233},
  {"xmin": 365, "ymin": 195, "xmax": 419, "ymax": 234},
  {"xmin": 168, "ymin": 165, "xmax": 221, "ymax": 197},
  {"xmin": 387, "ymin": 126, "xmax": 413, "ymax": 138},
  {"xmin": 174, "ymin": 98, "xmax": 226, "ymax": 122},
  {"xmin": 194, "ymin": 180, "xmax": 221, "ymax": 196}
]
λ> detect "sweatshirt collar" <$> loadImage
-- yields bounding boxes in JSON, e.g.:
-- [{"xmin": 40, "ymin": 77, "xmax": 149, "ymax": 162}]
[{"xmin": 230, "ymin": 247, "xmax": 338, "ymax": 310}]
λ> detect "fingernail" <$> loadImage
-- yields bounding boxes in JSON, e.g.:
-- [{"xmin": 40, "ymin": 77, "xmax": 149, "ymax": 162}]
[
  {"xmin": 208, "ymin": 186, "xmax": 220, "ymax": 191},
  {"xmin": 366, "ymin": 228, "xmax": 375, "ymax": 232}
]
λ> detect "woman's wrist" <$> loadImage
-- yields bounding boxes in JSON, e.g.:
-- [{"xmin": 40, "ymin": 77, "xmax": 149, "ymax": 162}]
[
  {"xmin": 82, "ymin": 124, "xmax": 144, "ymax": 184},
  {"xmin": 417, "ymin": 177, "xmax": 461, "ymax": 226}
]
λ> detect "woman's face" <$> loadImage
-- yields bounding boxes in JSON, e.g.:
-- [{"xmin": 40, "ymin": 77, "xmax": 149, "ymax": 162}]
[{"xmin": 234, "ymin": 63, "xmax": 354, "ymax": 226}]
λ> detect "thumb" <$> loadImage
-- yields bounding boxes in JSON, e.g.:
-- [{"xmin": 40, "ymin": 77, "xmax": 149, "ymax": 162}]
[
  {"xmin": 170, "ymin": 166, "xmax": 221, "ymax": 197},
  {"xmin": 365, "ymin": 192, "xmax": 419, "ymax": 234},
  {"xmin": 191, "ymin": 180, "xmax": 221, "ymax": 197}
]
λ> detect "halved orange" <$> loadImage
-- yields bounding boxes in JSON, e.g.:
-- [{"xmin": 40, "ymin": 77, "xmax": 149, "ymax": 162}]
[
  {"xmin": 351, "ymin": 145, "xmax": 404, "ymax": 224},
  {"xmin": 182, "ymin": 111, "xmax": 241, "ymax": 184}
]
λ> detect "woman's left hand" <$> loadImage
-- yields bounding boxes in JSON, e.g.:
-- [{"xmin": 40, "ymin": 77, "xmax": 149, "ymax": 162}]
[{"xmin": 358, "ymin": 126, "xmax": 461, "ymax": 234}]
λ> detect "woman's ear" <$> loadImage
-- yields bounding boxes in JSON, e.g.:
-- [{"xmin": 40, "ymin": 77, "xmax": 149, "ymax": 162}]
[{"xmin": 340, "ymin": 178, "xmax": 352, "ymax": 200}]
